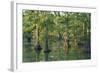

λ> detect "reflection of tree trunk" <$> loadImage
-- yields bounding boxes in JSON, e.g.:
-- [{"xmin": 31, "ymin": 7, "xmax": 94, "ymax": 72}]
[{"xmin": 36, "ymin": 53, "xmax": 39, "ymax": 61}]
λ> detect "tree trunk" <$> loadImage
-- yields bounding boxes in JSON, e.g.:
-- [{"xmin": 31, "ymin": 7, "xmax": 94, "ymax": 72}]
[
  {"xmin": 57, "ymin": 32, "xmax": 62, "ymax": 59},
  {"xmin": 44, "ymin": 23, "xmax": 50, "ymax": 61},
  {"xmin": 63, "ymin": 32, "xmax": 69, "ymax": 54}
]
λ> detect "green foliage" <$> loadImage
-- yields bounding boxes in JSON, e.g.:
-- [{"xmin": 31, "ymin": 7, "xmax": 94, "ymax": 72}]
[{"xmin": 22, "ymin": 10, "xmax": 91, "ymax": 62}]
